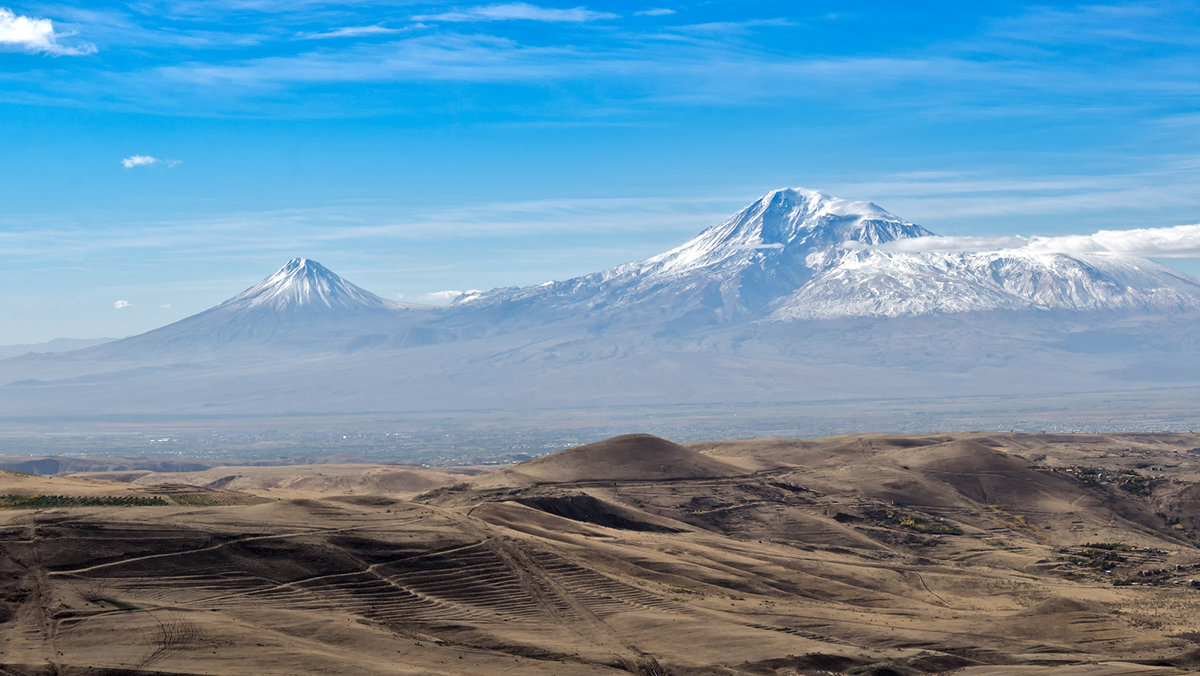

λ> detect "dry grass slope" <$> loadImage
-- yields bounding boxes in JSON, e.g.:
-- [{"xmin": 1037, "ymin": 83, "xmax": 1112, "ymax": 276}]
[{"xmin": 3, "ymin": 432, "xmax": 1200, "ymax": 674}]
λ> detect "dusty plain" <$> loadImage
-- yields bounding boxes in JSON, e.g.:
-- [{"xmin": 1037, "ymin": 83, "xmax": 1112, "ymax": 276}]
[{"xmin": 3, "ymin": 432, "xmax": 1200, "ymax": 674}]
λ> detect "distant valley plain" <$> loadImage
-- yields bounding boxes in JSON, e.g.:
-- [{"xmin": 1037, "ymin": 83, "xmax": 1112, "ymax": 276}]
[{"xmin": 3, "ymin": 388, "xmax": 1200, "ymax": 465}]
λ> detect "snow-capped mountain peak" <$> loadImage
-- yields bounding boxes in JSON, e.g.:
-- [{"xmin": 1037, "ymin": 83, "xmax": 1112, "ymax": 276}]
[
  {"xmin": 74, "ymin": 258, "xmax": 416, "ymax": 354},
  {"xmin": 454, "ymin": 187, "xmax": 1200, "ymax": 323},
  {"xmin": 218, "ymin": 257, "xmax": 399, "ymax": 314},
  {"xmin": 643, "ymin": 187, "xmax": 933, "ymax": 276},
  {"xmin": 452, "ymin": 188, "xmax": 943, "ymax": 321}
]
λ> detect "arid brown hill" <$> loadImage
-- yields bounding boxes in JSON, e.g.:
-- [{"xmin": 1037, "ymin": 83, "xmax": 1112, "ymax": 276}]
[{"xmin": 470, "ymin": 433, "xmax": 746, "ymax": 487}]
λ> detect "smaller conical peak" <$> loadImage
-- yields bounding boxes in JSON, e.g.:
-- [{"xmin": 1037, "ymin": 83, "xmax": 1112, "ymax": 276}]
[
  {"xmin": 276, "ymin": 256, "xmax": 335, "ymax": 275},
  {"xmin": 267, "ymin": 257, "xmax": 337, "ymax": 284},
  {"xmin": 281, "ymin": 257, "xmax": 317, "ymax": 271},
  {"xmin": 219, "ymin": 257, "xmax": 398, "ymax": 314}
]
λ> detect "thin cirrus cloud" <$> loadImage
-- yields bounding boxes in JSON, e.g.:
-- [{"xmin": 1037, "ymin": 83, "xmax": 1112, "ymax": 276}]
[
  {"xmin": 986, "ymin": 3, "xmax": 1191, "ymax": 50},
  {"xmin": 0, "ymin": 195, "xmax": 741, "ymax": 268},
  {"xmin": 413, "ymin": 3, "xmax": 618, "ymax": 23},
  {"xmin": 140, "ymin": 36, "xmax": 1185, "ymax": 116},
  {"xmin": 2, "ymin": 0, "xmax": 1196, "ymax": 131},
  {"xmin": 0, "ymin": 7, "xmax": 96, "ymax": 55},
  {"xmin": 30, "ymin": 1, "xmax": 1187, "ymax": 123},
  {"xmin": 868, "ymin": 224, "xmax": 1200, "ymax": 259},
  {"xmin": 156, "ymin": 35, "xmax": 591, "ymax": 88},
  {"xmin": 296, "ymin": 25, "xmax": 403, "ymax": 40},
  {"xmin": 153, "ymin": 38, "xmax": 937, "ymax": 97}
]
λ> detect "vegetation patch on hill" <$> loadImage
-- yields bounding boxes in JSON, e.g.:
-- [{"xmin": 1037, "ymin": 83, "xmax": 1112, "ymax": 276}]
[
  {"xmin": 851, "ymin": 506, "xmax": 964, "ymax": 536},
  {"xmin": 0, "ymin": 494, "xmax": 168, "ymax": 509},
  {"xmin": 1062, "ymin": 465, "xmax": 1154, "ymax": 494}
]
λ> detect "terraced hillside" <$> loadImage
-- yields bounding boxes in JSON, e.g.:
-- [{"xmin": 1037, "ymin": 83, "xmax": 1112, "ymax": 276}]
[{"xmin": 4, "ymin": 433, "xmax": 1200, "ymax": 674}]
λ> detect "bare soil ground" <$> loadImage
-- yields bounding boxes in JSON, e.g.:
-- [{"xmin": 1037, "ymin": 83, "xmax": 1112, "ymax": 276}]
[{"xmin": 4, "ymin": 432, "xmax": 1200, "ymax": 674}]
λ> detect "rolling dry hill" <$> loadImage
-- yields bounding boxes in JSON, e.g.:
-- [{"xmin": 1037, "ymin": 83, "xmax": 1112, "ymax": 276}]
[
  {"xmin": 74, "ymin": 463, "xmax": 477, "ymax": 500},
  {"xmin": 469, "ymin": 433, "xmax": 746, "ymax": 487},
  {"xmin": 5, "ymin": 433, "xmax": 1200, "ymax": 674}
]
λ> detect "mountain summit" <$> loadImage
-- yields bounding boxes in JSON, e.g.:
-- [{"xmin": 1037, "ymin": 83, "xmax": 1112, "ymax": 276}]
[
  {"xmin": 453, "ymin": 188, "xmax": 939, "ymax": 325},
  {"xmin": 644, "ymin": 187, "xmax": 933, "ymax": 276},
  {"xmin": 217, "ymin": 258, "xmax": 400, "ymax": 315}
]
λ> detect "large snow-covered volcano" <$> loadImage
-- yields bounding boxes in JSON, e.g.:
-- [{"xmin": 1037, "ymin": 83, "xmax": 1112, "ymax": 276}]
[
  {"xmin": 453, "ymin": 188, "xmax": 935, "ymax": 320},
  {"xmin": 2, "ymin": 187, "xmax": 1199, "ymax": 416},
  {"xmin": 454, "ymin": 187, "xmax": 1200, "ymax": 326}
]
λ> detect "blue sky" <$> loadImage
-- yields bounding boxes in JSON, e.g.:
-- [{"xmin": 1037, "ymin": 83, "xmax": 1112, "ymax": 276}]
[{"xmin": 3, "ymin": 1, "xmax": 1200, "ymax": 343}]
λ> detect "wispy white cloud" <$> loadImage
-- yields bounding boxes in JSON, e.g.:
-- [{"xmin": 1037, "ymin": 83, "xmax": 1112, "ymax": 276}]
[
  {"xmin": 868, "ymin": 224, "xmax": 1200, "ymax": 258},
  {"xmin": 986, "ymin": 2, "xmax": 1193, "ymax": 50},
  {"xmin": 825, "ymin": 165, "xmax": 1200, "ymax": 225},
  {"xmin": 0, "ymin": 7, "xmax": 96, "ymax": 55},
  {"xmin": 21, "ymin": 0, "xmax": 1187, "ymax": 124},
  {"xmin": 414, "ymin": 3, "xmax": 617, "ymax": 23},
  {"xmin": 113, "ymin": 299, "xmax": 133, "ymax": 309},
  {"xmin": 128, "ymin": 0, "xmax": 380, "ymax": 19},
  {"xmin": 122, "ymin": 154, "xmax": 158, "ymax": 168},
  {"xmin": 0, "ymin": 0, "xmax": 1196, "ymax": 136},
  {"xmin": 1029, "ymin": 224, "xmax": 1200, "ymax": 258},
  {"xmin": 670, "ymin": 18, "xmax": 793, "ymax": 33},
  {"xmin": 121, "ymin": 155, "xmax": 181, "ymax": 169},
  {"xmin": 417, "ymin": 289, "xmax": 469, "ymax": 303},
  {"xmin": 297, "ymin": 25, "xmax": 403, "ymax": 40},
  {"xmin": 360, "ymin": 195, "xmax": 740, "ymax": 240},
  {"xmin": 0, "ymin": 195, "xmax": 742, "ymax": 270},
  {"xmin": 26, "ymin": 5, "xmax": 274, "ymax": 50},
  {"xmin": 858, "ymin": 235, "xmax": 1025, "ymax": 253},
  {"xmin": 144, "ymin": 38, "xmax": 971, "ymax": 108},
  {"xmin": 155, "ymin": 35, "xmax": 584, "ymax": 87},
  {"xmin": 133, "ymin": 33, "xmax": 1128, "ymax": 117}
]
